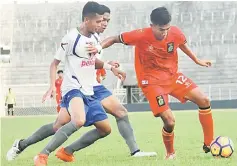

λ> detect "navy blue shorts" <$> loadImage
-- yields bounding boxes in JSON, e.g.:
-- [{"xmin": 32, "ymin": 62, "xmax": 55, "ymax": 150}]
[
  {"xmin": 60, "ymin": 89, "xmax": 108, "ymax": 127},
  {"xmin": 93, "ymin": 85, "xmax": 112, "ymax": 101}
]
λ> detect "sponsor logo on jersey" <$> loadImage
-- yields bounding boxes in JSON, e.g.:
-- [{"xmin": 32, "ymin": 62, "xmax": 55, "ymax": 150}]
[{"xmin": 81, "ymin": 59, "xmax": 95, "ymax": 67}]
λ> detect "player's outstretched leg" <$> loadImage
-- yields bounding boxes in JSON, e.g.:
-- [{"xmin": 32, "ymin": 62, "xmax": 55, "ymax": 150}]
[
  {"xmin": 101, "ymin": 95, "xmax": 157, "ymax": 157},
  {"xmin": 159, "ymin": 109, "xmax": 176, "ymax": 159},
  {"xmin": 184, "ymin": 87, "xmax": 214, "ymax": 153},
  {"xmin": 6, "ymin": 108, "xmax": 70, "ymax": 161},
  {"xmin": 34, "ymin": 96, "xmax": 85, "ymax": 166},
  {"xmin": 56, "ymin": 119, "xmax": 111, "ymax": 162}
]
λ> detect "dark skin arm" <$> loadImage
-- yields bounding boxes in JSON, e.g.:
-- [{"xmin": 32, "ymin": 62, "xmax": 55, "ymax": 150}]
[
  {"xmin": 86, "ymin": 35, "xmax": 122, "ymax": 54},
  {"xmin": 95, "ymin": 58, "xmax": 105, "ymax": 69},
  {"xmin": 179, "ymin": 43, "xmax": 212, "ymax": 67},
  {"xmin": 100, "ymin": 35, "xmax": 122, "ymax": 49},
  {"xmin": 95, "ymin": 58, "xmax": 126, "ymax": 81}
]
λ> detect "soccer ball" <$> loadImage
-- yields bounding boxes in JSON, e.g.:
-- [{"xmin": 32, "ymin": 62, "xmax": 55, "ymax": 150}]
[{"xmin": 210, "ymin": 136, "xmax": 234, "ymax": 158}]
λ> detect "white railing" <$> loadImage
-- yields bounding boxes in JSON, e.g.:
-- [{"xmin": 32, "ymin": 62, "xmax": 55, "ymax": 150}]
[
  {"xmin": 2, "ymin": 83, "xmax": 237, "ymax": 108},
  {"xmin": 112, "ymin": 88, "xmax": 127, "ymax": 104}
]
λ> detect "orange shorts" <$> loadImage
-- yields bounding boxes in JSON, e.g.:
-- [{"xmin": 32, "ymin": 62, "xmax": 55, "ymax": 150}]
[
  {"xmin": 56, "ymin": 93, "xmax": 62, "ymax": 113},
  {"xmin": 141, "ymin": 73, "xmax": 197, "ymax": 116}
]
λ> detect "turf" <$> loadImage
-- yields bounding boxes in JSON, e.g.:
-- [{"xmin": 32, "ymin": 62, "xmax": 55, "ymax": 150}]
[{"xmin": 1, "ymin": 110, "xmax": 237, "ymax": 166}]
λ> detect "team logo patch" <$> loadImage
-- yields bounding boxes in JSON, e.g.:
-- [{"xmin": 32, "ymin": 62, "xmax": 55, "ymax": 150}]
[
  {"xmin": 156, "ymin": 95, "xmax": 165, "ymax": 107},
  {"xmin": 167, "ymin": 42, "xmax": 174, "ymax": 53}
]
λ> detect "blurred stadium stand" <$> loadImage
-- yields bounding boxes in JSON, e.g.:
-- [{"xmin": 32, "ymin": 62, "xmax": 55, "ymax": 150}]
[{"xmin": 1, "ymin": 1, "xmax": 237, "ymax": 114}]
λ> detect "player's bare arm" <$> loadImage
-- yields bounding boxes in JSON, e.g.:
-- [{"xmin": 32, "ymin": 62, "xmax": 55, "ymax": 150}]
[
  {"xmin": 107, "ymin": 60, "xmax": 120, "ymax": 68},
  {"xmin": 95, "ymin": 58, "xmax": 105, "ymax": 69},
  {"xmin": 86, "ymin": 35, "xmax": 121, "ymax": 54},
  {"xmin": 111, "ymin": 67, "xmax": 126, "ymax": 81},
  {"xmin": 179, "ymin": 43, "xmax": 212, "ymax": 67},
  {"xmin": 95, "ymin": 58, "xmax": 126, "ymax": 81},
  {"xmin": 42, "ymin": 59, "xmax": 60, "ymax": 102},
  {"xmin": 101, "ymin": 35, "xmax": 121, "ymax": 49}
]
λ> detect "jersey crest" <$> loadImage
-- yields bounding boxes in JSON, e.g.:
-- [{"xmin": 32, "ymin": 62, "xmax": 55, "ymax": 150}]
[{"xmin": 167, "ymin": 42, "xmax": 174, "ymax": 53}]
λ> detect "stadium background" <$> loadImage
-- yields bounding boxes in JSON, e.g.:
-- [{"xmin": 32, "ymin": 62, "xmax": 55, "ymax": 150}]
[{"xmin": 0, "ymin": 1, "xmax": 237, "ymax": 116}]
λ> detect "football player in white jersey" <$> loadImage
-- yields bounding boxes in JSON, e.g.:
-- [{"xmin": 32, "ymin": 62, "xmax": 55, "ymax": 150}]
[
  {"xmin": 6, "ymin": 2, "xmax": 125, "ymax": 166},
  {"xmin": 33, "ymin": 2, "xmax": 126, "ymax": 166},
  {"xmin": 55, "ymin": 5, "xmax": 157, "ymax": 161}
]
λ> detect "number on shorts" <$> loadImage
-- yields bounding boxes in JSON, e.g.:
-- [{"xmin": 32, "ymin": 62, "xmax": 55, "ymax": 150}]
[{"xmin": 176, "ymin": 75, "xmax": 187, "ymax": 85}]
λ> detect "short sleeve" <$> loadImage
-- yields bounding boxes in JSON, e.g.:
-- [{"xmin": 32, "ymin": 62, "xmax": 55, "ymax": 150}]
[
  {"xmin": 175, "ymin": 27, "xmax": 187, "ymax": 45},
  {"xmin": 54, "ymin": 35, "xmax": 69, "ymax": 62},
  {"xmin": 120, "ymin": 29, "xmax": 144, "ymax": 46}
]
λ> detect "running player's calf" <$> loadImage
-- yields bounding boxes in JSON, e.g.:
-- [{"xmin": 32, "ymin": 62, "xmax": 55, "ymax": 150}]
[
  {"xmin": 100, "ymin": 94, "xmax": 157, "ymax": 157},
  {"xmin": 56, "ymin": 119, "xmax": 111, "ymax": 162},
  {"xmin": 34, "ymin": 95, "xmax": 86, "ymax": 166},
  {"xmin": 141, "ymin": 85, "xmax": 176, "ymax": 159},
  {"xmin": 184, "ymin": 87, "xmax": 213, "ymax": 153},
  {"xmin": 6, "ymin": 108, "xmax": 70, "ymax": 161},
  {"xmin": 101, "ymin": 96, "xmax": 141, "ymax": 155},
  {"xmin": 159, "ymin": 109, "xmax": 176, "ymax": 159}
]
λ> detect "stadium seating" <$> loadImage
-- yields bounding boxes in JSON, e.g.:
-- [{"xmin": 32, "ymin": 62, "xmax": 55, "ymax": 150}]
[{"xmin": 1, "ymin": 1, "xmax": 237, "ymax": 108}]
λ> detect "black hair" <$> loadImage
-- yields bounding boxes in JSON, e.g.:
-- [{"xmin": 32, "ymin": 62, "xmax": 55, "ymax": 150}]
[
  {"xmin": 82, "ymin": 1, "xmax": 104, "ymax": 21},
  {"xmin": 100, "ymin": 4, "xmax": 110, "ymax": 14},
  {"xmin": 150, "ymin": 7, "xmax": 171, "ymax": 25},
  {"xmin": 57, "ymin": 70, "xmax": 63, "ymax": 74}
]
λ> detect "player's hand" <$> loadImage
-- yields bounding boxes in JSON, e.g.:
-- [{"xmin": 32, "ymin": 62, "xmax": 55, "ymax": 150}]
[
  {"xmin": 42, "ymin": 86, "xmax": 56, "ymax": 103},
  {"xmin": 111, "ymin": 67, "xmax": 126, "ymax": 81},
  {"xmin": 196, "ymin": 59, "xmax": 212, "ymax": 67},
  {"xmin": 108, "ymin": 61, "xmax": 120, "ymax": 68},
  {"xmin": 86, "ymin": 44, "xmax": 102, "ymax": 54},
  {"xmin": 86, "ymin": 45, "xmax": 97, "ymax": 54},
  {"xmin": 102, "ymin": 76, "xmax": 106, "ymax": 80}
]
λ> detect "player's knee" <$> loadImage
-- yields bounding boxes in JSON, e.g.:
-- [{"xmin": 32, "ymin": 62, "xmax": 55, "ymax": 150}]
[
  {"xmin": 113, "ymin": 105, "xmax": 128, "ymax": 118},
  {"xmin": 98, "ymin": 126, "xmax": 111, "ymax": 137},
  {"xmin": 164, "ymin": 117, "xmax": 175, "ymax": 132},
  {"xmin": 72, "ymin": 119, "xmax": 85, "ymax": 128},
  {"xmin": 199, "ymin": 95, "xmax": 210, "ymax": 107},
  {"xmin": 104, "ymin": 127, "xmax": 111, "ymax": 136}
]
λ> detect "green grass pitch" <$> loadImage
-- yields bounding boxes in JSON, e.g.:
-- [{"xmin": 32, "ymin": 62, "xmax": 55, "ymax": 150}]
[{"xmin": 1, "ymin": 110, "xmax": 237, "ymax": 166}]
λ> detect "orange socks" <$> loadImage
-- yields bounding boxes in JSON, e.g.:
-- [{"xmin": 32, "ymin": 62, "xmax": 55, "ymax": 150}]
[
  {"xmin": 199, "ymin": 107, "xmax": 214, "ymax": 146},
  {"xmin": 162, "ymin": 128, "xmax": 175, "ymax": 155}
]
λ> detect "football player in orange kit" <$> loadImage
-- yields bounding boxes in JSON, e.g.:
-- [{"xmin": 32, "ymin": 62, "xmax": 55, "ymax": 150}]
[
  {"xmin": 89, "ymin": 7, "xmax": 214, "ymax": 159},
  {"xmin": 55, "ymin": 70, "xmax": 63, "ymax": 113}
]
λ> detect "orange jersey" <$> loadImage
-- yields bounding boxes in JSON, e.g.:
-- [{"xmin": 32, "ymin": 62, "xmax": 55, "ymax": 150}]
[
  {"xmin": 55, "ymin": 78, "xmax": 63, "ymax": 94},
  {"xmin": 120, "ymin": 26, "xmax": 187, "ymax": 85}
]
